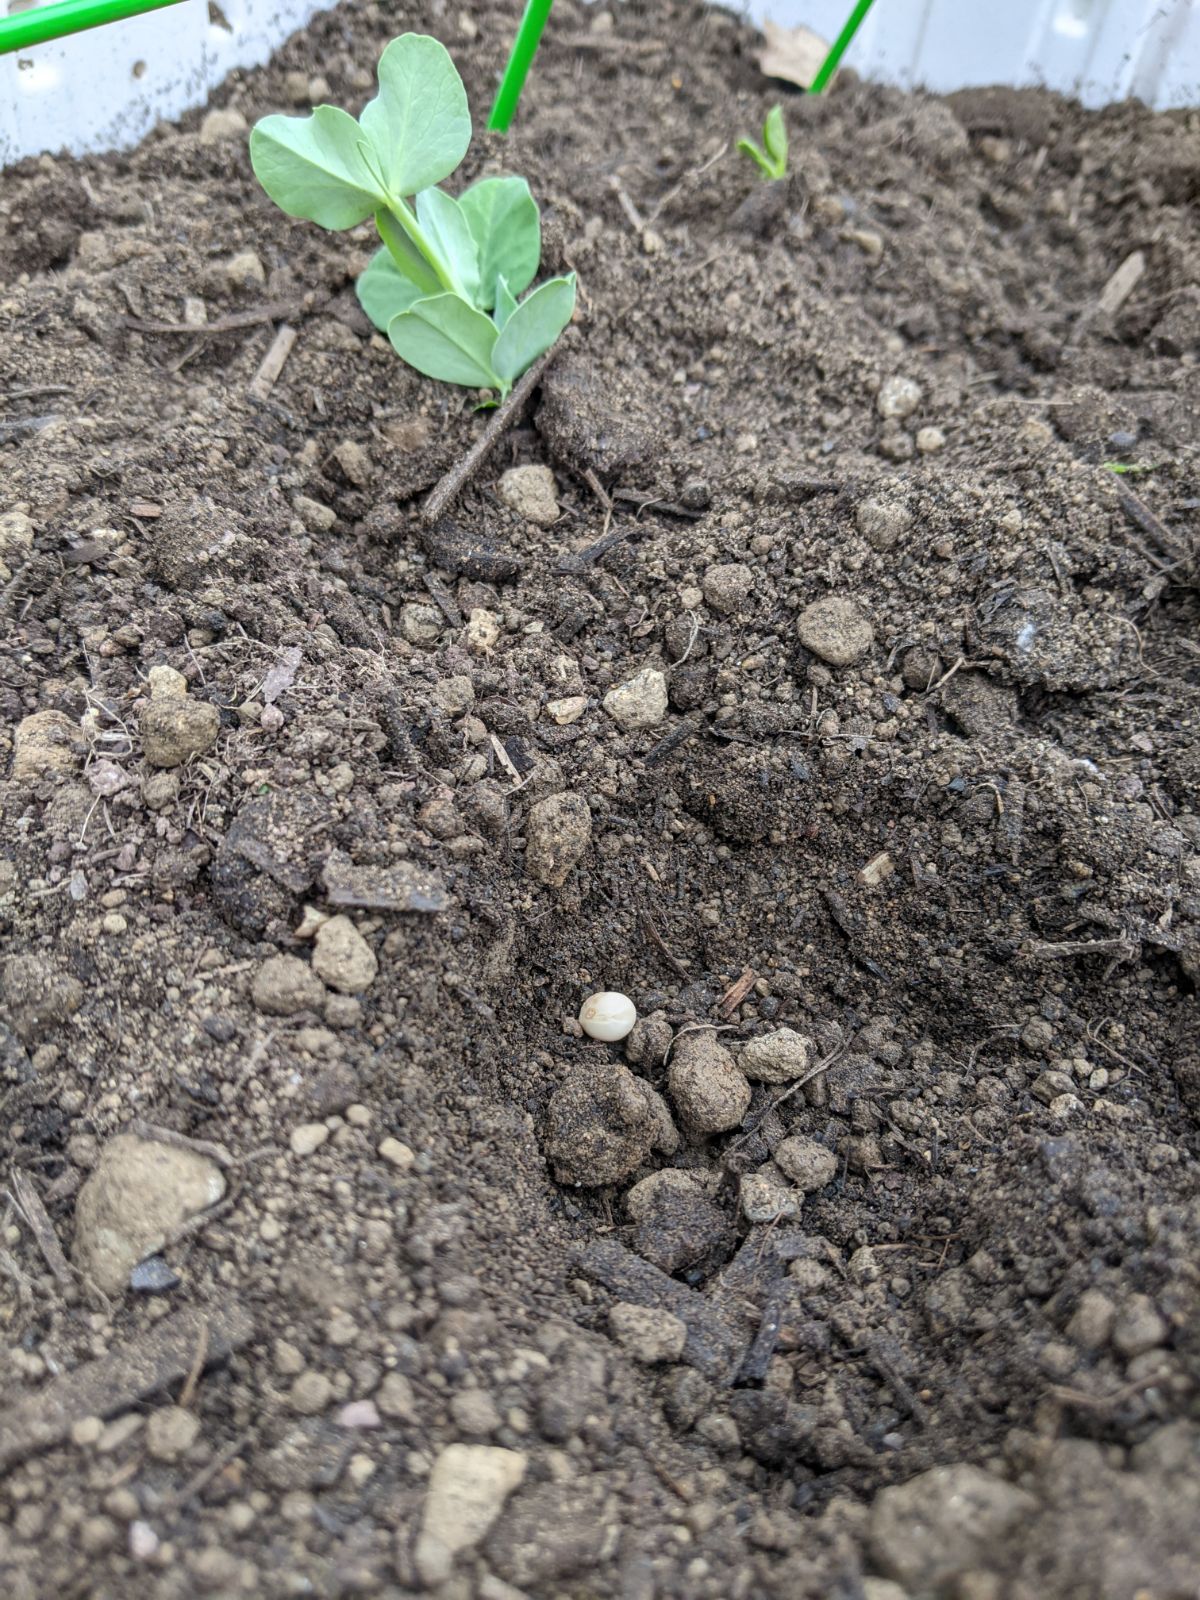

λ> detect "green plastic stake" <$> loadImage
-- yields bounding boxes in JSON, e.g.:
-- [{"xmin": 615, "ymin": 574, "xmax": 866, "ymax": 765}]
[
  {"xmin": 488, "ymin": 0, "xmax": 554, "ymax": 133},
  {"xmin": 809, "ymin": 0, "xmax": 878, "ymax": 93},
  {"xmin": 0, "ymin": 0, "xmax": 185, "ymax": 54}
]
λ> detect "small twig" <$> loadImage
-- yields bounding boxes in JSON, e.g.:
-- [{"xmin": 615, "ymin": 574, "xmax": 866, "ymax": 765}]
[
  {"xmin": 718, "ymin": 968, "xmax": 757, "ymax": 1018},
  {"xmin": 642, "ymin": 917, "xmax": 691, "ymax": 980},
  {"xmin": 9, "ymin": 1174, "xmax": 73, "ymax": 1289},
  {"xmin": 583, "ymin": 466, "xmax": 612, "ymax": 512},
  {"xmin": 609, "ymin": 175, "xmax": 646, "ymax": 232},
  {"xmin": 724, "ymin": 1047, "xmax": 846, "ymax": 1153},
  {"xmin": 674, "ymin": 612, "xmax": 701, "ymax": 666},
  {"xmin": 126, "ymin": 1119, "xmax": 234, "ymax": 1168},
  {"xmin": 645, "ymin": 716, "xmax": 703, "ymax": 767},
  {"xmin": 160, "ymin": 1430, "xmax": 252, "ymax": 1513},
  {"xmin": 928, "ymin": 654, "xmax": 967, "ymax": 694},
  {"xmin": 1116, "ymin": 484, "xmax": 1189, "ymax": 564},
  {"xmin": 122, "ymin": 299, "xmax": 313, "ymax": 336},
  {"xmin": 557, "ymin": 520, "xmax": 637, "ymax": 572},
  {"xmin": 1049, "ymin": 1372, "xmax": 1164, "ymax": 1412},
  {"xmin": 423, "ymin": 350, "xmax": 559, "ymax": 526},
  {"xmin": 248, "ymin": 324, "xmax": 297, "ymax": 401},
  {"xmin": 611, "ymin": 488, "xmax": 705, "ymax": 520},
  {"xmin": 1021, "ymin": 937, "xmax": 1137, "ymax": 962},
  {"xmin": 177, "ymin": 1320, "xmax": 210, "ymax": 1410},
  {"xmin": 422, "ymin": 569, "xmax": 464, "ymax": 627}
]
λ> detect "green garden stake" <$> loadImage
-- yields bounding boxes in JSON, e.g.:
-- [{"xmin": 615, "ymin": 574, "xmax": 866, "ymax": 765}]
[
  {"xmin": 488, "ymin": 0, "xmax": 554, "ymax": 133},
  {"xmin": 0, "ymin": 0, "xmax": 185, "ymax": 55},
  {"xmin": 809, "ymin": 0, "xmax": 878, "ymax": 93}
]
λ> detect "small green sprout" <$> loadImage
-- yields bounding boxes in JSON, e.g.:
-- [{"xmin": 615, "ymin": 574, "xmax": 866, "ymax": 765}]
[
  {"xmin": 737, "ymin": 104, "xmax": 788, "ymax": 181},
  {"xmin": 250, "ymin": 34, "xmax": 576, "ymax": 398}
]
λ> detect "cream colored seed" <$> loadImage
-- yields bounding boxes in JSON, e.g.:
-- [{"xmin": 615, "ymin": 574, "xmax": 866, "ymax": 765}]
[{"xmin": 578, "ymin": 991, "xmax": 637, "ymax": 1042}]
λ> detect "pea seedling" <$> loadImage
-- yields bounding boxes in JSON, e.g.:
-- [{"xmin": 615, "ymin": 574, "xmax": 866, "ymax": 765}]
[
  {"xmin": 737, "ymin": 104, "xmax": 788, "ymax": 181},
  {"xmin": 250, "ymin": 33, "xmax": 576, "ymax": 398}
]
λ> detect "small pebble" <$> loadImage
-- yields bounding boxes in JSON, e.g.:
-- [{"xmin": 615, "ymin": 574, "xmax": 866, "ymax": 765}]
[
  {"xmin": 608, "ymin": 1301, "xmax": 687, "ymax": 1363},
  {"xmin": 289, "ymin": 1371, "xmax": 334, "ymax": 1415},
  {"xmin": 129, "ymin": 1256, "xmax": 180, "ymax": 1294},
  {"xmin": 498, "ymin": 465, "xmax": 559, "ymax": 527},
  {"xmin": 312, "ymin": 915, "xmax": 378, "ymax": 993},
  {"xmin": 877, "ymin": 375, "xmax": 922, "ymax": 419},
  {"xmin": 740, "ymin": 1168, "xmax": 800, "ymax": 1224},
  {"xmin": 741, "ymin": 1028, "xmax": 811, "ymax": 1083},
  {"xmin": 579, "ymin": 991, "xmax": 637, "ymax": 1042},
  {"xmin": 797, "ymin": 596, "xmax": 874, "ymax": 667},
  {"xmin": 378, "ymin": 1137, "xmax": 415, "ymax": 1169},
  {"xmin": 603, "ymin": 667, "xmax": 669, "ymax": 731},
  {"xmin": 129, "ymin": 1521, "xmax": 160, "ymax": 1561},
  {"xmin": 290, "ymin": 1122, "xmax": 330, "ymax": 1157},
  {"xmin": 145, "ymin": 1405, "xmax": 200, "ymax": 1462},
  {"xmin": 337, "ymin": 1400, "xmax": 381, "ymax": 1429}
]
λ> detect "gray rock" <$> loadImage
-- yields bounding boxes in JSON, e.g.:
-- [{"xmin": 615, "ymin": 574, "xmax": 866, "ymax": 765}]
[
  {"xmin": 797, "ymin": 597, "xmax": 874, "ymax": 667},
  {"xmin": 608, "ymin": 1301, "xmax": 687, "ymax": 1362},
  {"xmin": 702, "ymin": 562, "xmax": 753, "ymax": 615},
  {"xmin": 129, "ymin": 1256, "xmax": 179, "ymax": 1294},
  {"xmin": 740, "ymin": 1166, "xmax": 801, "ymax": 1224},
  {"xmin": 485, "ymin": 1476, "xmax": 611, "ymax": 1588},
  {"xmin": 199, "ymin": 107, "xmax": 249, "ymax": 143},
  {"xmin": 431, "ymin": 674, "xmax": 475, "ymax": 716},
  {"xmin": 625, "ymin": 1168, "xmax": 732, "ymax": 1274},
  {"xmin": 498, "ymin": 465, "xmax": 559, "ymax": 527},
  {"xmin": 399, "ymin": 602, "xmax": 442, "ymax": 645},
  {"xmin": 868, "ymin": 1463, "xmax": 1036, "ymax": 1592},
  {"xmin": 774, "ymin": 1134, "xmax": 839, "ymax": 1192},
  {"xmin": 603, "ymin": 668, "xmax": 669, "ymax": 731},
  {"xmin": 140, "ymin": 699, "xmax": 220, "ymax": 767},
  {"xmin": 311, "ymin": 915, "xmax": 377, "ymax": 993},
  {"xmin": 1065, "ymin": 1288, "xmax": 1116, "ymax": 1351},
  {"xmin": 251, "ymin": 954, "xmax": 325, "ymax": 1017},
  {"xmin": 145, "ymin": 1406, "xmax": 200, "ymax": 1462},
  {"xmin": 11, "ymin": 710, "xmax": 80, "ymax": 783},
  {"xmin": 1112, "ymin": 1293, "xmax": 1168, "ymax": 1357},
  {"xmin": 741, "ymin": 1027, "xmax": 812, "ymax": 1083},
  {"xmin": 1, "ymin": 955, "xmax": 84, "ymax": 1045},
  {"xmin": 856, "ymin": 496, "xmax": 912, "ymax": 550},
  {"xmin": 72, "ymin": 1134, "xmax": 226, "ymax": 1295},
  {"xmin": 525, "ymin": 791, "xmax": 592, "ymax": 887},
  {"xmin": 0, "ymin": 509, "xmax": 35, "ymax": 583},
  {"xmin": 415, "ymin": 1444, "xmax": 527, "ymax": 1583},
  {"xmin": 877, "ymin": 375, "xmax": 922, "ymax": 419}
]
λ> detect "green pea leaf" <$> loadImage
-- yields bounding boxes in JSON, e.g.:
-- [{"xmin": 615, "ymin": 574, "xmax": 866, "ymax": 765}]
[
  {"xmin": 459, "ymin": 176, "xmax": 541, "ymax": 307},
  {"xmin": 763, "ymin": 104, "xmax": 787, "ymax": 169},
  {"xmin": 493, "ymin": 275, "xmax": 518, "ymax": 331},
  {"xmin": 415, "ymin": 187, "xmax": 480, "ymax": 307},
  {"xmin": 492, "ymin": 274, "xmax": 576, "ymax": 386},
  {"xmin": 388, "ymin": 293, "xmax": 499, "ymax": 390},
  {"xmin": 359, "ymin": 33, "xmax": 471, "ymax": 199},
  {"xmin": 356, "ymin": 247, "xmax": 426, "ymax": 332},
  {"xmin": 250, "ymin": 105, "xmax": 386, "ymax": 229}
]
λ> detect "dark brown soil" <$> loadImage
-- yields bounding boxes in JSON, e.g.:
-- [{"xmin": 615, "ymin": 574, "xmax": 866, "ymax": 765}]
[{"xmin": 2, "ymin": 1, "xmax": 1199, "ymax": 1595}]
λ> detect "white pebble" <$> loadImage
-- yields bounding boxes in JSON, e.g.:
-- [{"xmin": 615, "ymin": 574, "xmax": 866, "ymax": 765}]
[{"xmin": 578, "ymin": 991, "xmax": 637, "ymax": 1042}]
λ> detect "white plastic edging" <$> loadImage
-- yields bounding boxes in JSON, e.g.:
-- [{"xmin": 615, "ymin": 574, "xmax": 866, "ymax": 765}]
[
  {"xmin": 2, "ymin": 0, "xmax": 1198, "ymax": 168},
  {"xmin": 758, "ymin": 0, "xmax": 1200, "ymax": 110},
  {"xmin": 0, "ymin": 0, "xmax": 337, "ymax": 168}
]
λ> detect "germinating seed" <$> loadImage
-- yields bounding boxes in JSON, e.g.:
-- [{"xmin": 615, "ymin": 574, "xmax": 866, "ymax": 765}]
[{"xmin": 579, "ymin": 991, "xmax": 637, "ymax": 1042}]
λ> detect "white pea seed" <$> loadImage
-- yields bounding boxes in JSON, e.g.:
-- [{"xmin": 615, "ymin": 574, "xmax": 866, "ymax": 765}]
[{"xmin": 578, "ymin": 991, "xmax": 637, "ymax": 1042}]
